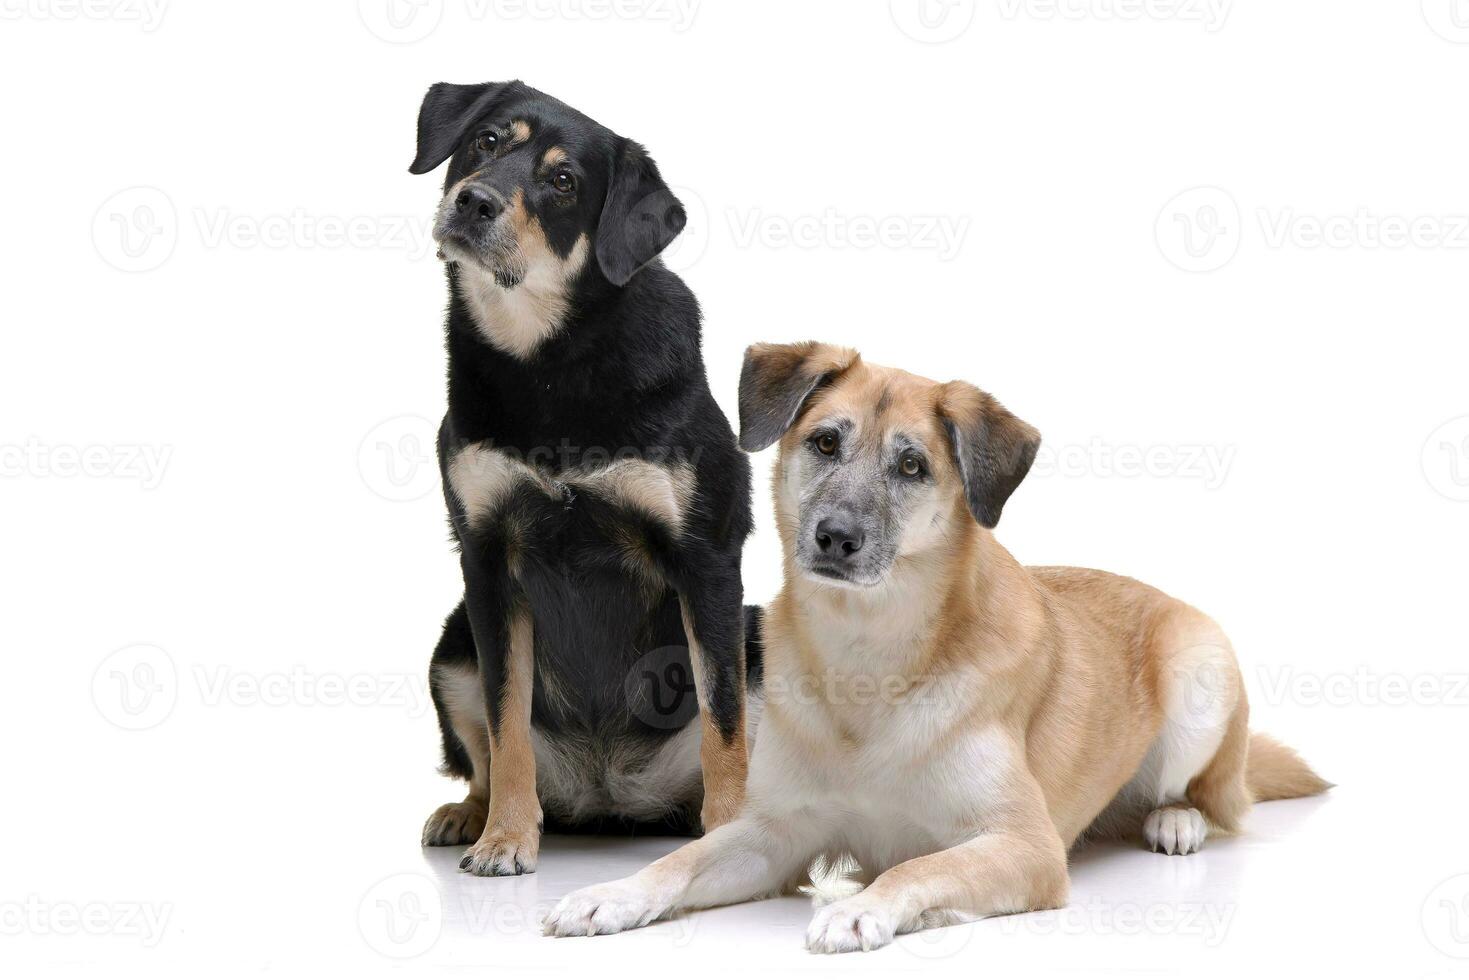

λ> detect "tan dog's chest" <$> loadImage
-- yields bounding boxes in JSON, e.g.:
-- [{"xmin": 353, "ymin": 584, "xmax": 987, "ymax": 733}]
[{"xmin": 755, "ymin": 618, "xmax": 1023, "ymax": 862}]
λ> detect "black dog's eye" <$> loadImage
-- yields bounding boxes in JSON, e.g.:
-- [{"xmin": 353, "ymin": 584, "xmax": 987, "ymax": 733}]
[
  {"xmin": 474, "ymin": 132, "xmax": 498, "ymax": 154},
  {"xmin": 553, "ymin": 172, "xmax": 575, "ymax": 193},
  {"xmin": 815, "ymin": 433, "xmax": 839, "ymax": 456},
  {"xmin": 899, "ymin": 454, "xmax": 924, "ymax": 478}
]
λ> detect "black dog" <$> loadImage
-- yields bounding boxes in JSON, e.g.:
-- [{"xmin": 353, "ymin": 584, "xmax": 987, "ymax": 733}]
[{"xmin": 410, "ymin": 80, "xmax": 757, "ymax": 876}]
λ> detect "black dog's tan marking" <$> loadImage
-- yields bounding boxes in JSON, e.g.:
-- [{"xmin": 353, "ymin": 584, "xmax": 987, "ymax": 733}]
[
  {"xmin": 679, "ymin": 599, "xmax": 748, "ymax": 828},
  {"xmin": 457, "ymin": 605, "xmax": 539, "ymax": 875},
  {"xmin": 410, "ymin": 80, "xmax": 758, "ymax": 873}
]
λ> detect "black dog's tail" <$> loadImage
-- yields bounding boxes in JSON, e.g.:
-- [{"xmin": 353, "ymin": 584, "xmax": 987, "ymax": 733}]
[{"xmin": 743, "ymin": 604, "xmax": 765, "ymax": 689}]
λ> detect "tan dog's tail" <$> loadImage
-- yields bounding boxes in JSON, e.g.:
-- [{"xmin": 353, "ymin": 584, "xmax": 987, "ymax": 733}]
[{"xmin": 1246, "ymin": 732, "xmax": 1331, "ymax": 802}]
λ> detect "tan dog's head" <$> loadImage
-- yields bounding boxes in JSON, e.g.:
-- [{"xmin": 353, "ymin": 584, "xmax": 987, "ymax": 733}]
[{"xmin": 739, "ymin": 342, "xmax": 1040, "ymax": 589}]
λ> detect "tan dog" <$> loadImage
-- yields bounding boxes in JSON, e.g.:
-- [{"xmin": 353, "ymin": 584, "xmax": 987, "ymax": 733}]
[{"xmin": 544, "ymin": 342, "xmax": 1327, "ymax": 952}]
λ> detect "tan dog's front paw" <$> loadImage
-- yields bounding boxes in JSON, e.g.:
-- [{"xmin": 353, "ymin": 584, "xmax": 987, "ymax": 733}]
[
  {"xmin": 460, "ymin": 824, "xmax": 539, "ymax": 876},
  {"xmin": 422, "ymin": 798, "xmax": 488, "ymax": 846},
  {"xmin": 805, "ymin": 896, "xmax": 898, "ymax": 953},
  {"xmin": 542, "ymin": 878, "xmax": 665, "ymax": 937}
]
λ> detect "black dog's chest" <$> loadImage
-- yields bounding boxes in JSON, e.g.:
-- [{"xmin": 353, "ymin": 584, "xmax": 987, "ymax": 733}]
[{"xmin": 443, "ymin": 433, "xmax": 699, "ymax": 730}]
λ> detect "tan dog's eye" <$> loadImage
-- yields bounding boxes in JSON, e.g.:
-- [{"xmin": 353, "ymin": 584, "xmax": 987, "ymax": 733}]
[
  {"xmin": 553, "ymin": 172, "xmax": 575, "ymax": 193},
  {"xmin": 475, "ymin": 132, "xmax": 498, "ymax": 153},
  {"xmin": 899, "ymin": 455, "xmax": 923, "ymax": 477},
  {"xmin": 815, "ymin": 433, "xmax": 838, "ymax": 456}
]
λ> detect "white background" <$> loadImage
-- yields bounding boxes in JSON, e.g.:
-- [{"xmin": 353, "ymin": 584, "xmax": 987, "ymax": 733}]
[{"xmin": 3, "ymin": 0, "xmax": 1468, "ymax": 975}]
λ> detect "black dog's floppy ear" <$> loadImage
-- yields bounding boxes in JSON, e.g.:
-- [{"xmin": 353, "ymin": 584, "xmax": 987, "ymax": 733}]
[
  {"xmin": 738, "ymin": 342, "xmax": 861, "ymax": 452},
  {"xmin": 409, "ymin": 81, "xmax": 514, "ymax": 175},
  {"xmin": 595, "ymin": 140, "xmax": 686, "ymax": 286},
  {"xmin": 938, "ymin": 381, "xmax": 1040, "ymax": 529}
]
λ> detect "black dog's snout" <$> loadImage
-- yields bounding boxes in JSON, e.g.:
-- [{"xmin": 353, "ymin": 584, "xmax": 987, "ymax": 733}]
[
  {"xmin": 815, "ymin": 516, "xmax": 864, "ymax": 558},
  {"xmin": 455, "ymin": 185, "xmax": 501, "ymax": 223}
]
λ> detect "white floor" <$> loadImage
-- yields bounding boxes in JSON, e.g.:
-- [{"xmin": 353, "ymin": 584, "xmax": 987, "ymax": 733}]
[
  {"xmin": 8, "ymin": 705, "xmax": 1466, "ymax": 979},
  {"xmin": 386, "ymin": 790, "xmax": 1409, "ymax": 975}
]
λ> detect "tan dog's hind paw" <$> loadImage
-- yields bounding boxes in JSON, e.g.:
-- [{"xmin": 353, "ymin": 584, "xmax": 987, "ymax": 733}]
[
  {"xmin": 422, "ymin": 798, "xmax": 488, "ymax": 846},
  {"xmin": 460, "ymin": 825, "xmax": 540, "ymax": 876},
  {"xmin": 1143, "ymin": 805, "xmax": 1207, "ymax": 855}
]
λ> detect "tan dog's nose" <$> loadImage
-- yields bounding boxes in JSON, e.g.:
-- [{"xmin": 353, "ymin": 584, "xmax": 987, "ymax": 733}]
[{"xmin": 815, "ymin": 514, "xmax": 864, "ymax": 557}]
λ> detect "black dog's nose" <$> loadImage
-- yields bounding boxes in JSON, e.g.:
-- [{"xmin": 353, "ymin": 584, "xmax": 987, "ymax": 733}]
[
  {"xmin": 815, "ymin": 517, "xmax": 864, "ymax": 558},
  {"xmin": 454, "ymin": 185, "xmax": 500, "ymax": 223}
]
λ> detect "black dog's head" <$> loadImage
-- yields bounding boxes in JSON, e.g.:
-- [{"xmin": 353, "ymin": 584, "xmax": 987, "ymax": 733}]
[{"xmin": 410, "ymin": 80, "xmax": 686, "ymax": 292}]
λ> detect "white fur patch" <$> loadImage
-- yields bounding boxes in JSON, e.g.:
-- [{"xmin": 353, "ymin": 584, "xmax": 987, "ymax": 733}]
[
  {"xmin": 1122, "ymin": 628, "xmax": 1238, "ymax": 808},
  {"xmin": 895, "ymin": 484, "xmax": 950, "ymax": 557},
  {"xmin": 534, "ymin": 694, "xmax": 764, "ymax": 824},
  {"xmin": 433, "ymin": 660, "xmax": 764, "ymax": 824},
  {"xmin": 1143, "ymin": 806, "xmax": 1207, "ymax": 855},
  {"xmin": 448, "ymin": 442, "xmax": 695, "ymax": 535},
  {"xmin": 446, "ymin": 444, "xmax": 553, "ymax": 527},
  {"xmin": 433, "ymin": 661, "xmax": 484, "ymax": 727},
  {"xmin": 568, "ymin": 458, "xmax": 696, "ymax": 534},
  {"xmin": 452, "ymin": 235, "xmax": 589, "ymax": 359},
  {"xmin": 531, "ymin": 724, "xmax": 700, "ymax": 824}
]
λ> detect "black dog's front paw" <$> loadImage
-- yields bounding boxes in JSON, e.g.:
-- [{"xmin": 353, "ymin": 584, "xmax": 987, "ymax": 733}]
[{"xmin": 459, "ymin": 826, "xmax": 540, "ymax": 876}]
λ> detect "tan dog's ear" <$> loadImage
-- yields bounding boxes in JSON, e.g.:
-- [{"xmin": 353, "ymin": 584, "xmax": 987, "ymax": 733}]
[
  {"xmin": 938, "ymin": 381, "xmax": 1040, "ymax": 528},
  {"xmin": 737, "ymin": 342, "xmax": 860, "ymax": 452}
]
